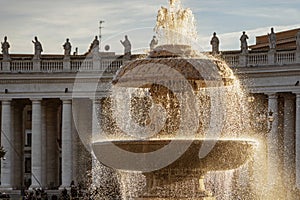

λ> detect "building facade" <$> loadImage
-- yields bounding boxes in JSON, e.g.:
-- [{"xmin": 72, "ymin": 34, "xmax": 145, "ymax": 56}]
[{"xmin": 0, "ymin": 28, "xmax": 300, "ymax": 197}]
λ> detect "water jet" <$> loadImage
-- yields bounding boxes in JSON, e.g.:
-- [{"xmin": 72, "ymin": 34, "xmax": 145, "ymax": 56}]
[{"xmin": 90, "ymin": 0, "xmax": 256, "ymax": 199}]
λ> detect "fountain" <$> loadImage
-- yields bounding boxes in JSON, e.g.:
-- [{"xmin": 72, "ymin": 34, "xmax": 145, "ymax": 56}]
[{"xmin": 90, "ymin": 0, "xmax": 256, "ymax": 199}]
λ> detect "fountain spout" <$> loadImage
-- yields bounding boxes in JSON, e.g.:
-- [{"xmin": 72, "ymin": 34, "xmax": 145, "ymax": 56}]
[{"xmin": 155, "ymin": 0, "xmax": 198, "ymax": 45}]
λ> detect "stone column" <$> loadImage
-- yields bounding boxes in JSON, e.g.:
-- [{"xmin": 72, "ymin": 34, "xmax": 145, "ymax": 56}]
[
  {"xmin": 30, "ymin": 99, "xmax": 43, "ymax": 189},
  {"xmin": 92, "ymin": 99, "xmax": 102, "ymax": 183},
  {"xmin": 1, "ymin": 99, "xmax": 13, "ymax": 189},
  {"xmin": 59, "ymin": 99, "xmax": 73, "ymax": 189},
  {"xmin": 283, "ymin": 95, "xmax": 295, "ymax": 185},
  {"xmin": 296, "ymin": 94, "xmax": 300, "ymax": 188},
  {"xmin": 267, "ymin": 93, "xmax": 280, "ymax": 186},
  {"xmin": 92, "ymin": 99, "xmax": 102, "ymax": 138}
]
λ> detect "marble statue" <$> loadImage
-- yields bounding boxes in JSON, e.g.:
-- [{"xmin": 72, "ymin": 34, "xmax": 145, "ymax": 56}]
[
  {"xmin": 296, "ymin": 30, "xmax": 300, "ymax": 51},
  {"xmin": 120, "ymin": 35, "xmax": 131, "ymax": 58},
  {"xmin": 63, "ymin": 38, "xmax": 72, "ymax": 57},
  {"xmin": 73, "ymin": 47, "xmax": 78, "ymax": 56},
  {"xmin": 240, "ymin": 31, "xmax": 249, "ymax": 54},
  {"xmin": 150, "ymin": 36, "xmax": 158, "ymax": 51},
  {"xmin": 32, "ymin": 36, "xmax": 43, "ymax": 59},
  {"xmin": 210, "ymin": 32, "xmax": 219, "ymax": 55},
  {"xmin": 268, "ymin": 27, "xmax": 276, "ymax": 50},
  {"xmin": 89, "ymin": 36, "xmax": 99, "ymax": 54},
  {"xmin": 1, "ymin": 36, "xmax": 10, "ymax": 60}
]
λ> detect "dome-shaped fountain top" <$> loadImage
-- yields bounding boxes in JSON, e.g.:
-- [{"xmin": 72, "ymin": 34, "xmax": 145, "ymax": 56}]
[{"xmin": 113, "ymin": 0, "xmax": 235, "ymax": 90}]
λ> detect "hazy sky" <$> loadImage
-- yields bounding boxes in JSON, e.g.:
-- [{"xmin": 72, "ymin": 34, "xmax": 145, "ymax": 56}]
[{"xmin": 0, "ymin": 0, "xmax": 299, "ymax": 54}]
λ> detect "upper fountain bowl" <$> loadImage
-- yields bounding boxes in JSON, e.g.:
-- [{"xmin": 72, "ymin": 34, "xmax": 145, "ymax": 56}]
[{"xmin": 112, "ymin": 45, "xmax": 235, "ymax": 91}]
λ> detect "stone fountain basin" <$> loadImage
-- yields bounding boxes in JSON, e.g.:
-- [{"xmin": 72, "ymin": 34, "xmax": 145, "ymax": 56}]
[{"xmin": 92, "ymin": 139, "xmax": 255, "ymax": 173}]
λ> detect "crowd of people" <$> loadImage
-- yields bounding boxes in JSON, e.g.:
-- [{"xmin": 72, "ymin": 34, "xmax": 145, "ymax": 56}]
[{"xmin": 20, "ymin": 182, "xmax": 92, "ymax": 200}]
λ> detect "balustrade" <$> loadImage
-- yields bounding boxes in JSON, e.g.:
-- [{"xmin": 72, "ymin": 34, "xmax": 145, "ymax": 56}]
[
  {"xmin": 41, "ymin": 60, "xmax": 63, "ymax": 72},
  {"xmin": 0, "ymin": 50, "xmax": 299, "ymax": 73},
  {"xmin": 70, "ymin": 59, "xmax": 93, "ymax": 71},
  {"xmin": 248, "ymin": 53, "xmax": 268, "ymax": 66},
  {"xmin": 276, "ymin": 51, "xmax": 295, "ymax": 64},
  {"xmin": 223, "ymin": 55, "xmax": 239, "ymax": 67},
  {"xmin": 10, "ymin": 60, "xmax": 33, "ymax": 72}
]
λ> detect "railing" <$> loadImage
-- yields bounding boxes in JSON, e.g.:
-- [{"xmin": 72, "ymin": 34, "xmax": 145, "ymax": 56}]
[
  {"xmin": 276, "ymin": 51, "xmax": 295, "ymax": 64},
  {"xmin": 10, "ymin": 60, "xmax": 33, "ymax": 72},
  {"xmin": 0, "ymin": 50, "xmax": 299, "ymax": 73},
  {"xmin": 248, "ymin": 53, "xmax": 268, "ymax": 66},
  {"xmin": 41, "ymin": 60, "xmax": 63, "ymax": 72},
  {"xmin": 223, "ymin": 55, "xmax": 239, "ymax": 67},
  {"xmin": 100, "ymin": 59, "xmax": 113, "ymax": 71},
  {"xmin": 223, "ymin": 50, "xmax": 299, "ymax": 67},
  {"xmin": 70, "ymin": 59, "xmax": 93, "ymax": 71},
  {"xmin": 100, "ymin": 59, "xmax": 123, "ymax": 73}
]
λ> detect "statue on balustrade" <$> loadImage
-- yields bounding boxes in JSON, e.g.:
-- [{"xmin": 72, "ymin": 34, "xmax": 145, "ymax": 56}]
[
  {"xmin": 32, "ymin": 36, "xmax": 43, "ymax": 60},
  {"xmin": 1, "ymin": 36, "xmax": 10, "ymax": 60},
  {"xmin": 296, "ymin": 30, "xmax": 300, "ymax": 51},
  {"xmin": 89, "ymin": 36, "xmax": 99, "ymax": 56},
  {"xmin": 268, "ymin": 27, "xmax": 276, "ymax": 50},
  {"xmin": 210, "ymin": 32, "xmax": 220, "ymax": 55},
  {"xmin": 120, "ymin": 35, "xmax": 131, "ymax": 59},
  {"xmin": 240, "ymin": 31, "xmax": 249, "ymax": 54},
  {"xmin": 63, "ymin": 38, "xmax": 72, "ymax": 58},
  {"xmin": 150, "ymin": 36, "xmax": 158, "ymax": 51}
]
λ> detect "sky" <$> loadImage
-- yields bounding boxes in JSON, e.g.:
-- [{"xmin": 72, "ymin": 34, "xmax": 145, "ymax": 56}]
[{"xmin": 0, "ymin": 0, "xmax": 299, "ymax": 55}]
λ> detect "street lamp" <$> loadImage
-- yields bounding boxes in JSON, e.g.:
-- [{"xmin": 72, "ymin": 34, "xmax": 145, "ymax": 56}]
[
  {"xmin": 267, "ymin": 110, "xmax": 274, "ymax": 132},
  {"xmin": 0, "ymin": 146, "xmax": 6, "ymax": 158}
]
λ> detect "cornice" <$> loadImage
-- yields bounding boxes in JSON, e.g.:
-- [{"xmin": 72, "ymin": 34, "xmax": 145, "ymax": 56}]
[{"xmin": 233, "ymin": 63, "xmax": 300, "ymax": 78}]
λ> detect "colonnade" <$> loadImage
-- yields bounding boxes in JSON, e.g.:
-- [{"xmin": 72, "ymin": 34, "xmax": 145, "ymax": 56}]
[{"xmin": 0, "ymin": 98, "xmax": 78, "ymax": 190}]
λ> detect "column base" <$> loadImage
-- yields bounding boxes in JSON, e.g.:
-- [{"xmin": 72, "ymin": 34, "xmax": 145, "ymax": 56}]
[
  {"xmin": 58, "ymin": 185, "xmax": 71, "ymax": 190},
  {"xmin": 0, "ymin": 185, "xmax": 13, "ymax": 190},
  {"xmin": 29, "ymin": 185, "xmax": 42, "ymax": 190}
]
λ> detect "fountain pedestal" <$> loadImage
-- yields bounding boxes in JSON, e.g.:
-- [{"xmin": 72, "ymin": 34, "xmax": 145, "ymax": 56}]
[{"xmin": 138, "ymin": 170, "xmax": 215, "ymax": 199}]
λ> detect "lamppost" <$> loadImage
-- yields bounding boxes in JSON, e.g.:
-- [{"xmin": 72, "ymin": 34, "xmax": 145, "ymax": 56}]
[
  {"xmin": 267, "ymin": 110, "xmax": 274, "ymax": 132},
  {"xmin": 0, "ymin": 146, "xmax": 6, "ymax": 160},
  {"xmin": 247, "ymin": 95, "xmax": 274, "ymax": 133}
]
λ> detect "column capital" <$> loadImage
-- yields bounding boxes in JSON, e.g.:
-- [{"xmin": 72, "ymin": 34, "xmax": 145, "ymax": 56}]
[
  {"xmin": 295, "ymin": 93, "xmax": 300, "ymax": 98},
  {"xmin": 1, "ymin": 99, "xmax": 12, "ymax": 105},
  {"xmin": 61, "ymin": 98, "xmax": 72, "ymax": 104},
  {"xmin": 90, "ymin": 98, "xmax": 102, "ymax": 104},
  {"xmin": 265, "ymin": 93, "xmax": 278, "ymax": 99},
  {"xmin": 30, "ymin": 98, "xmax": 42, "ymax": 103}
]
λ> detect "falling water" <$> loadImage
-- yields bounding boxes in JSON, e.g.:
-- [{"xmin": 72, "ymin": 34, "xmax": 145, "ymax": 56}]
[{"xmin": 78, "ymin": 0, "xmax": 269, "ymax": 199}]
